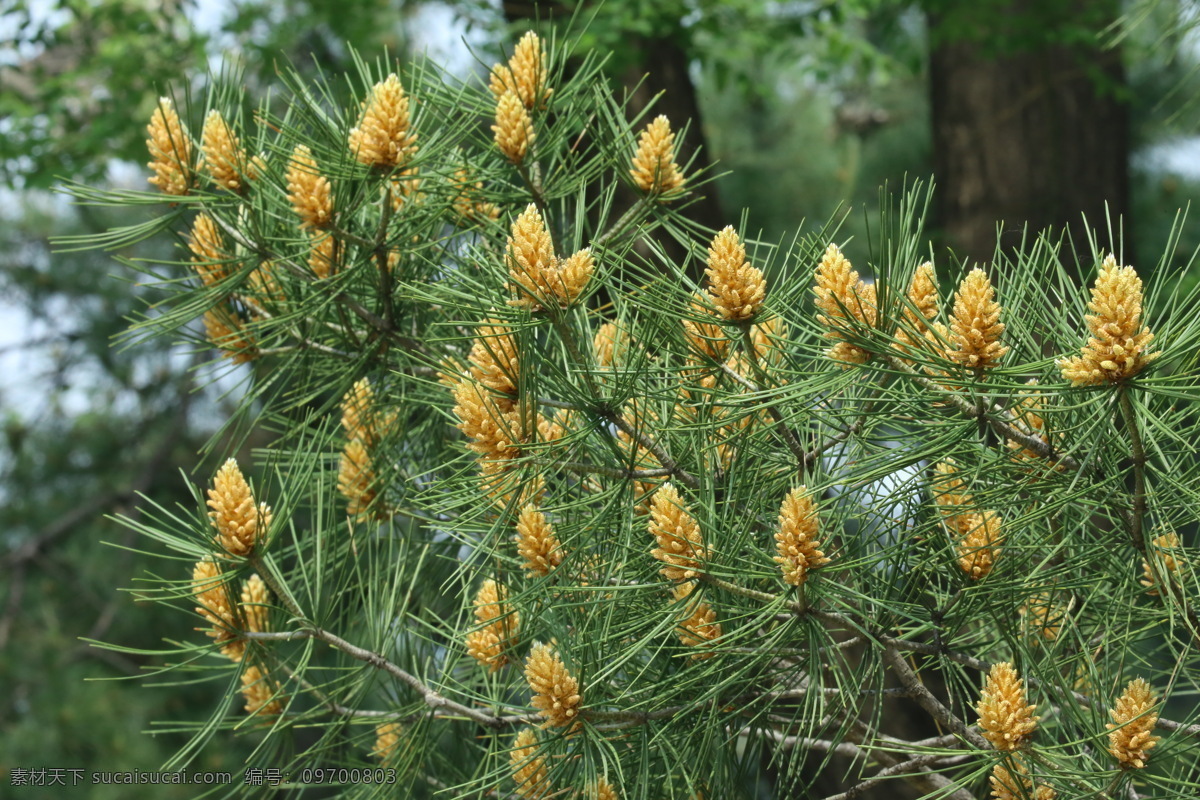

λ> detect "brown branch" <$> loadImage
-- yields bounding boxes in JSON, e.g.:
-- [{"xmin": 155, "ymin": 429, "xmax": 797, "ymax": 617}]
[
  {"xmin": 267, "ymin": 654, "xmax": 395, "ymax": 719},
  {"xmin": 237, "ymin": 294, "xmax": 356, "ymax": 359},
  {"xmin": 371, "ymin": 182, "xmax": 395, "ymax": 330},
  {"xmin": 821, "ymin": 748, "xmax": 974, "ymax": 800},
  {"xmin": 595, "ymin": 195, "xmax": 653, "ymax": 248},
  {"xmin": 881, "ymin": 645, "xmax": 989, "ymax": 750},
  {"xmin": 1118, "ymin": 387, "xmax": 1147, "ymax": 553},
  {"xmin": 700, "ymin": 573, "xmax": 791, "ymax": 607},
  {"xmin": 206, "ymin": 212, "xmax": 422, "ymax": 353},
  {"xmin": 884, "ymin": 354, "xmax": 1080, "ymax": 471},
  {"xmin": 533, "ymin": 458, "xmax": 675, "ymax": 481},
  {"xmin": 731, "ymin": 327, "xmax": 809, "ymax": 474},
  {"xmin": 244, "ymin": 630, "xmax": 535, "ymax": 729},
  {"xmin": 603, "ymin": 408, "xmax": 699, "ymax": 489}
]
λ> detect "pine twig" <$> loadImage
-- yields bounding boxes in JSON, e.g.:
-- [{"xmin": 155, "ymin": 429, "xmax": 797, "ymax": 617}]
[{"xmin": 244, "ymin": 630, "xmax": 535, "ymax": 729}]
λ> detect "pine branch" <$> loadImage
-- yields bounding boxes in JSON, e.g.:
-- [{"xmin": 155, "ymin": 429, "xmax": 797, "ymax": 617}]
[
  {"xmin": 245, "ymin": 631, "xmax": 535, "ymax": 729},
  {"xmin": 885, "ymin": 353, "xmax": 1081, "ymax": 470}
]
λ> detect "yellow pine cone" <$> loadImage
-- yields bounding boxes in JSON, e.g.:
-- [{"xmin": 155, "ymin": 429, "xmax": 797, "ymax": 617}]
[
  {"xmin": 705, "ymin": 226, "xmax": 765, "ymax": 322},
  {"xmin": 905, "ymin": 262, "xmax": 939, "ymax": 327},
  {"xmin": 895, "ymin": 261, "xmax": 939, "ymax": 357},
  {"xmin": 594, "ymin": 322, "xmax": 631, "ymax": 368},
  {"xmin": 207, "ymin": 458, "xmax": 271, "ymax": 557},
  {"xmin": 473, "ymin": 578, "xmax": 514, "ymax": 625},
  {"xmin": 371, "ymin": 722, "xmax": 404, "ymax": 762},
  {"xmin": 925, "ymin": 320, "xmax": 953, "ymax": 364},
  {"xmin": 1007, "ymin": 380, "xmax": 1053, "ymax": 463},
  {"xmin": 338, "ymin": 439, "xmax": 379, "ymax": 519},
  {"xmin": 450, "ymin": 167, "xmax": 501, "ymax": 224},
  {"xmin": 989, "ymin": 761, "xmax": 1055, "ymax": 800},
  {"xmin": 452, "ymin": 377, "xmax": 521, "ymax": 460},
  {"xmin": 554, "ymin": 248, "xmax": 595, "ymax": 308},
  {"xmin": 750, "ymin": 316, "xmax": 789, "ymax": 368},
  {"xmin": 146, "ymin": 96, "xmax": 193, "ymax": 196},
  {"xmin": 468, "ymin": 318, "xmax": 520, "ymax": 395},
  {"xmin": 630, "ymin": 115, "xmax": 685, "ymax": 197},
  {"xmin": 203, "ymin": 305, "xmax": 257, "ymax": 364},
  {"xmin": 464, "ymin": 622, "xmax": 507, "ymax": 673},
  {"xmin": 489, "ymin": 64, "xmax": 517, "ymax": 100},
  {"xmin": 437, "ymin": 356, "xmax": 467, "ymax": 390},
  {"xmin": 957, "ymin": 510, "xmax": 1003, "ymax": 580},
  {"xmin": 774, "ymin": 486, "xmax": 830, "ymax": 586},
  {"xmin": 247, "ymin": 152, "xmax": 267, "ymax": 182},
  {"xmin": 192, "ymin": 558, "xmax": 242, "ymax": 661},
  {"xmin": 479, "ymin": 458, "xmax": 545, "ymax": 512},
  {"xmin": 200, "ymin": 109, "xmax": 247, "ymax": 192},
  {"xmin": 949, "ymin": 267, "xmax": 1008, "ymax": 372},
  {"xmin": 648, "ymin": 483, "xmax": 707, "ymax": 581},
  {"xmin": 390, "ymin": 167, "xmax": 422, "ymax": 211},
  {"xmin": 682, "ymin": 293, "xmax": 731, "ymax": 361},
  {"xmin": 932, "ymin": 459, "xmax": 973, "ymax": 535},
  {"xmin": 489, "ymin": 31, "xmax": 552, "ymax": 110},
  {"xmin": 239, "ymin": 573, "xmax": 271, "ymax": 637},
  {"xmin": 515, "ymin": 504, "xmax": 564, "ymax": 577},
  {"xmin": 493, "ymin": 90, "xmax": 534, "ymax": 165},
  {"xmin": 1059, "ymin": 255, "xmax": 1160, "ymax": 386},
  {"xmin": 187, "ymin": 213, "xmax": 227, "ymax": 286},
  {"xmin": 348, "ymin": 73, "xmax": 417, "ymax": 168},
  {"xmin": 671, "ymin": 583, "xmax": 722, "ymax": 658},
  {"xmin": 506, "ymin": 204, "xmax": 556, "ymax": 307},
  {"xmin": 535, "ymin": 409, "xmax": 570, "ymax": 445},
  {"xmin": 976, "ymin": 662, "xmax": 1039, "ymax": 750},
  {"xmin": 525, "ymin": 643, "xmax": 582, "ymax": 728},
  {"xmin": 1140, "ymin": 531, "xmax": 1185, "ymax": 595},
  {"xmin": 1018, "ymin": 592, "xmax": 1063, "ymax": 644},
  {"xmin": 336, "ymin": 379, "xmax": 396, "ymax": 522},
  {"xmin": 1107, "ymin": 678, "xmax": 1160, "ymax": 769},
  {"xmin": 240, "ymin": 664, "xmax": 285, "ymax": 717},
  {"xmin": 341, "ymin": 377, "xmax": 375, "ymax": 441},
  {"xmin": 505, "ymin": 205, "xmax": 594, "ymax": 309},
  {"xmin": 813, "ymin": 243, "xmax": 876, "ymax": 365},
  {"xmin": 308, "ymin": 231, "xmax": 337, "ymax": 279},
  {"xmin": 247, "ymin": 261, "xmax": 284, "ymax": 304},
  {"xmin": 285, "ymin": 145, "xmax": 333, "ymax": 229},
  {"xmin": 466, "ymin": 578, "xmax": 520, "ymax": 672},
  {"xmin": 340, "ymin": 377, "xmax": 395, "ymax": 448},
  {"xmin": 509, "ymin": 727, "xmax": 550, "ymax": 799},
  {"xmin": 591, "ymin": 778, "xmax": 620, "ymax": 800}
]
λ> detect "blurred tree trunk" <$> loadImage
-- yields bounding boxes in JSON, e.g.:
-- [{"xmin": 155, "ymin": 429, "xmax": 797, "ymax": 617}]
[{"xmin": 928, "ymin": 0, "xmax": 1128, "ymax": 270}]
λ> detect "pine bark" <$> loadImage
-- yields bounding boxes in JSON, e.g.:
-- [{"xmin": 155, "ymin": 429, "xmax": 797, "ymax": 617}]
[{"xmin": 929, "ymin": 1, "xmax": 1128, "ymax": 269}]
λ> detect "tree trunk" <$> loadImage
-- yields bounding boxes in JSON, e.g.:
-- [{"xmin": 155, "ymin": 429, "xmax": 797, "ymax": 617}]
[{"xmin": 929, "ymin": 1, "xmax": 1128, "ymax": 271}]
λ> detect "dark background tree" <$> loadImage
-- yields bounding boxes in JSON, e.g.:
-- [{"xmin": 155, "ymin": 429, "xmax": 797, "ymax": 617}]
[{"xmin": 927, "ymin": 0, "xmax": 1129, "ymax": 269}]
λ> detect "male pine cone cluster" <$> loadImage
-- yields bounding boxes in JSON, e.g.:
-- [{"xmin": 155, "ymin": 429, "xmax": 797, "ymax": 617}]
[
  {"xmin": 1059, "ymin": 255, "xmax": 1159, "ymax": 386},
  {"xmin": 489, "ymin": 32, "xmax": 549, "ymax": 165},
  {"xmin": 338, "ymin": 377, "xmax": 396, "ymax": 519},
  {"xmin": 191, "ymin": 459, "xmax": 284, "ymax": 716}
]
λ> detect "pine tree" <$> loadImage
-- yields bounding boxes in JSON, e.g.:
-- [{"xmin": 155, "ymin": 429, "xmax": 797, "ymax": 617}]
[{"xmin": 66, "ymin": 31, "xmax": 1200, "ymax": 799}]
